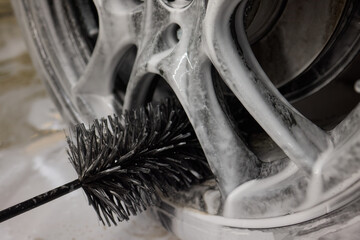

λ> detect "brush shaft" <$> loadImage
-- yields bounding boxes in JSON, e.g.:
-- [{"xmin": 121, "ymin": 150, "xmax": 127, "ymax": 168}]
[{"xmin": 0, "ymin": 179, "xmax": 81, "ymax": 223}]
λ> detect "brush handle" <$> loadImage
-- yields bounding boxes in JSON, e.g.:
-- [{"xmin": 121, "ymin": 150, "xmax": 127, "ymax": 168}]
[{"xmin": 0, "ymin": 179, "xmax": 81, "ymax": 223}]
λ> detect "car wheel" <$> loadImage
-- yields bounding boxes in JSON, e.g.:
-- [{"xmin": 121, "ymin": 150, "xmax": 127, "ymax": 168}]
[{"xmin": 12, "ymin": 0, "xmax": 360, "ymax": 239}]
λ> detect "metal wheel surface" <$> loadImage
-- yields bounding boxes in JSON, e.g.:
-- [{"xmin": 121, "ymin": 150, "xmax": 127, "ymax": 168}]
[{"xmin": 11, "ymin": 0, "xmax": 360, "ymax": 239}]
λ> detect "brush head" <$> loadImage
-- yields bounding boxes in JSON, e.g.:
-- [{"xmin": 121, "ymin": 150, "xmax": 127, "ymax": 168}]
[{"xmin": 66, "ymin": 100, "xmax": 212, "ymax": 226}]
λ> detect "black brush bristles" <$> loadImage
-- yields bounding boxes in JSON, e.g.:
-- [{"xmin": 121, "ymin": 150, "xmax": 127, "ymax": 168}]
[{"xmin": 66, "ymin": 100, "xmax": 212, "ymax": 226}]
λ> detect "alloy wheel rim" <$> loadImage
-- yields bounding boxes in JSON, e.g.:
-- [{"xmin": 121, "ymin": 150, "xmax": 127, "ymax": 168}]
[{"xmin": 17, "ymin": 0, "xmax": 360, "ymax": 228}]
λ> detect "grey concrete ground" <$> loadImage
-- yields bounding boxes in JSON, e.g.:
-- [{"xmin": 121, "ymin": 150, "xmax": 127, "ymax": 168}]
[{"xmin": 0, "ymin": 2, "xmax": 177, "ymax": 239}]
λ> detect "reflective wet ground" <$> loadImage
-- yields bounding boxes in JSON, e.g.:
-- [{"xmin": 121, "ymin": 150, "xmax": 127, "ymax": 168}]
[{"xmin": 0, "ymin": 2, "xmax": 177, "ymax": 239}]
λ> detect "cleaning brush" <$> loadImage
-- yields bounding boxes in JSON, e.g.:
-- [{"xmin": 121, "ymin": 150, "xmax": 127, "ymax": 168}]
[{"xmin": 0, "ymin": 100, "xmax": 212, "ymax": 225}]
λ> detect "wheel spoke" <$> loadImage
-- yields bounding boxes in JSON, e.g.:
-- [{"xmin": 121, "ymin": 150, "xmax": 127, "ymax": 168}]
[
  {"xmin": 123, "ymin": 0, "xmax": 173, "ymax": 108},
  {"xmin": 224, "ymin": 162, "xmax": 305, "ymax": 218},
  {"xmin": 205, "ymin": 0, "xmax": 333, "ymax": 174},
  {"xmin": 72, "ymin": 0, "xmax": 143, "ymax": 120},
  {"xmin": 161, "ymin": 56, "xmax": 260, "ymax": 197},
  {"xmin": 124, "ymin": 0, "xmax": 261, "ymax": 196}
]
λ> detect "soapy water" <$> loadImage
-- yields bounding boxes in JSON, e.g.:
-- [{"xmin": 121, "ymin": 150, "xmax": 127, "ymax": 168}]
[{"xmin": 2, "ymin": 1, "xmax": 360, "ymax": 239}]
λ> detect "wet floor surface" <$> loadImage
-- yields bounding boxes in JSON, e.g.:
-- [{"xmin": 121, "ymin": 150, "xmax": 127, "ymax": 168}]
[{"xmin": 0, "ymin": 2, "xmax": 177, "ymax": 240}]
